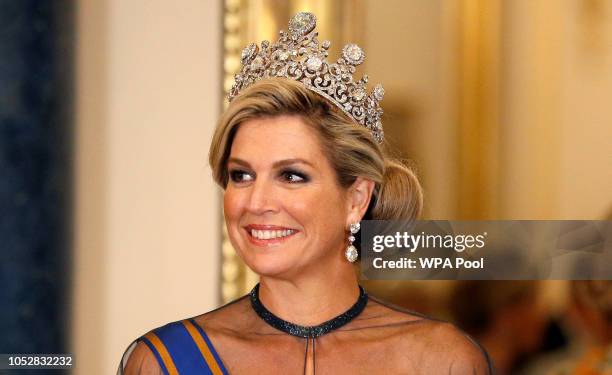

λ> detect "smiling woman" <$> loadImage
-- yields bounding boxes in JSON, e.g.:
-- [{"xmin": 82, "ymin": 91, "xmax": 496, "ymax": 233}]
[{"xmin": 117, "ymin": 12, "xmax": 492, "ymax": 375}]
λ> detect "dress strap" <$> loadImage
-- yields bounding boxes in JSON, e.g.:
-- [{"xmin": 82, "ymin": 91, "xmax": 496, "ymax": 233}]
[{"xmin": 139, "ymin": 319, "xmax": 228, "ymax": 375}]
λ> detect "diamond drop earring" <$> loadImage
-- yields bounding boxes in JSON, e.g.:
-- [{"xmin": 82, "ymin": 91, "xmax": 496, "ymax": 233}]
[{"xmin": 345, "ymin": 222, "xmax": 360, "ymax": 263}]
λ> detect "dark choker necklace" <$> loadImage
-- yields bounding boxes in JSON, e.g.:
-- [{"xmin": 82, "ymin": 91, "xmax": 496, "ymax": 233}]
[{"xmin": 249, "ymin": 283, "xmax": 368, "ymax": 338}]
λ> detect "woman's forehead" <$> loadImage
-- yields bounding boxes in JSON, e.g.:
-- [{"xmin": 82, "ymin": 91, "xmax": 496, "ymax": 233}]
[{"xmin": 230, "ymin": 116, "xmax": 325, "ymax": 162}]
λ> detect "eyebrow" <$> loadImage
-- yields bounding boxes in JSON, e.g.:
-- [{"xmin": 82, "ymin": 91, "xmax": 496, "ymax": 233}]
[{"xmin": 227, "ymin": 157, "xmax": 314, "ymax": 169}]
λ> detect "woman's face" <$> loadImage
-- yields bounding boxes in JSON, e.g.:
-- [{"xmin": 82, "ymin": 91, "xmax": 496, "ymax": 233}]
[{"xmin": 223, "ymin": 115, "xmax": 351, "ymax": 279}]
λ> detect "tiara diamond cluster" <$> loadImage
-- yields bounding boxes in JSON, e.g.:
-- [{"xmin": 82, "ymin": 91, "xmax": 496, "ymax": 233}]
[{"xmin": 228, "ymin": 12, "xmax": 385, "ymax": 143}]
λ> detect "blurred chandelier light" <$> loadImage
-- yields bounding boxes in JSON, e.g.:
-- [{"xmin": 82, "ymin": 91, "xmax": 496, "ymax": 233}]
[{"xmin": 228, "ymin": 12, "xmax": 385, "ymax": 143}]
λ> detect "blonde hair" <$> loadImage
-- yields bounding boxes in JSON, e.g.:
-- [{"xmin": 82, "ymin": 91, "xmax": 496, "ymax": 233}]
[{"xmin": 209, "ymin": 78, "xmax": 423, "ymax": 221}]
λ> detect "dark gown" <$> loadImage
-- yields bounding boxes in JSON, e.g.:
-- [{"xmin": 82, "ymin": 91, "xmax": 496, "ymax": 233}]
[{"xmin": 117, "ymin": 289, "xmax": 493, "ymax": 374}]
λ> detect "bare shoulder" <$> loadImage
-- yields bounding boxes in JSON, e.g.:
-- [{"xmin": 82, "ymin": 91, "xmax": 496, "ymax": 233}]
[
  {"xmin": 410, "ymin": 320, "xmax": 492, "ymax": 374},
  {"xmin": 364, "ymin": 298, "xmax": 492, "ymax": 373},
  {"xmin": 122, "ymin": 341, "xmax": 163, "ymax": 375}
]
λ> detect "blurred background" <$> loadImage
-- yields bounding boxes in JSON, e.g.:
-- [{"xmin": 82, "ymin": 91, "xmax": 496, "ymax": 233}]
[{"xmin": 1, "ymin": 0, "xmax": 611, "ymax": 374}]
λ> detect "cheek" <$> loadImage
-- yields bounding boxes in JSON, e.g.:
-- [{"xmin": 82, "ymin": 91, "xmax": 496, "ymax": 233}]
[
  {"xmin": 223, "ymin": 188, "xmax": 243, "ymax": 224},
  {"xmin": 293, "ymin": 187, "xmax": 347, "ymax": 230}
]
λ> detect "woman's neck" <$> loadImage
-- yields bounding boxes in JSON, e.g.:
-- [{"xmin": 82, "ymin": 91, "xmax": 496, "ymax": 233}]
[{"xmin": 257, "ymin": 264, "xmax": 360, "ymax": 326}]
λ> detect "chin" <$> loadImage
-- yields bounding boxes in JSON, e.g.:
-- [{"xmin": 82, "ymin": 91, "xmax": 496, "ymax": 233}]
[
  {"xmin": 228, "ymin": 229, "xmax": 307, "ymax": 278},
  {"xmin": 239, "ymin": 248, "xmax": 301, "ymax": 278}
]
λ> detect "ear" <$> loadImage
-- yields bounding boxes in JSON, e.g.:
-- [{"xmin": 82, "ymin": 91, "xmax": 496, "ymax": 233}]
[{"xmin": 345, "ymin": 177, "xmax": 375, "ymax": 228}]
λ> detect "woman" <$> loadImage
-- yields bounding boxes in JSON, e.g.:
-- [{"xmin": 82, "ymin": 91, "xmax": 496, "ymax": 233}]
[{"xmin": 118, "ymin": 12, "xmax": 492, "ymax": 374}]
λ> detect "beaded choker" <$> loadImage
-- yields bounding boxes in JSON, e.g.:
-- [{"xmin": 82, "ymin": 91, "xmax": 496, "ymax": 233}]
[{"xmin": 249, "ymin": 283, "xmax": 368, "ymax": 338}]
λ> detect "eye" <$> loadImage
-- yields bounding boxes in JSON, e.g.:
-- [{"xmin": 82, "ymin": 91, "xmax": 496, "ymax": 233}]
[
  {"xmin": 229, "ymin": 169, "xmax": 254, "ymax": 183},
  {"xmin": 280, "ymin": 169, "xmax": 309, "ymax": 183}
]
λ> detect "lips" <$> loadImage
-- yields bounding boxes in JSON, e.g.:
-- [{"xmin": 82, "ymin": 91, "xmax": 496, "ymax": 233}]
[
  {"xmin": 245, "ymin": 224, "xmax": 294, "ymax": 229},
  {"xmin": 243, "ymin": 224, "xmax": 299, "ymax": 246}
]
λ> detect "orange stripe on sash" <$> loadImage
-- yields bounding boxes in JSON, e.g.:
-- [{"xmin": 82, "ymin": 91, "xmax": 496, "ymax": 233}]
[
  {"xmin": 182, "ymin": 320, "xmax": 224, "ymax": 375},
  {"xmin": 144, "ymin": 332, "xmax": 179, "ymax": 375}
]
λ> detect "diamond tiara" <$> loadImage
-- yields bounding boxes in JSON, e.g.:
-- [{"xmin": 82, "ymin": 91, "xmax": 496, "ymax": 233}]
[{"xmin": 228, "ymin": 12, "xmax": 385, "ymax": 143}]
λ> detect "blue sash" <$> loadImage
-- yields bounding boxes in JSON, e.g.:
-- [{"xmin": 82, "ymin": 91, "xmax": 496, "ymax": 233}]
[{"xmin": 139, "ymin": 318, "xmax": 228, "ymax": 375}]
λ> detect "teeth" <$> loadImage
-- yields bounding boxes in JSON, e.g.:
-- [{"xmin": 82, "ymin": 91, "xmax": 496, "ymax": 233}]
[{"xmin": 250, "ymin": 228, "xmax": 295, "ymax": 240}]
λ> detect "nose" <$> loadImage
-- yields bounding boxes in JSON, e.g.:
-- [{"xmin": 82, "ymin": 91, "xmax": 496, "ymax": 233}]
[{"xmin": 246, "ymin": 178, "xmax": 278, "ymax": 215}]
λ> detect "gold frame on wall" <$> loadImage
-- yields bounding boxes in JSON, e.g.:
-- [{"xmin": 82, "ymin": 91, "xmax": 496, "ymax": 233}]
[{"xmin": 456, "ymin": 0, "xmax": 501, "ymax": 219}]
